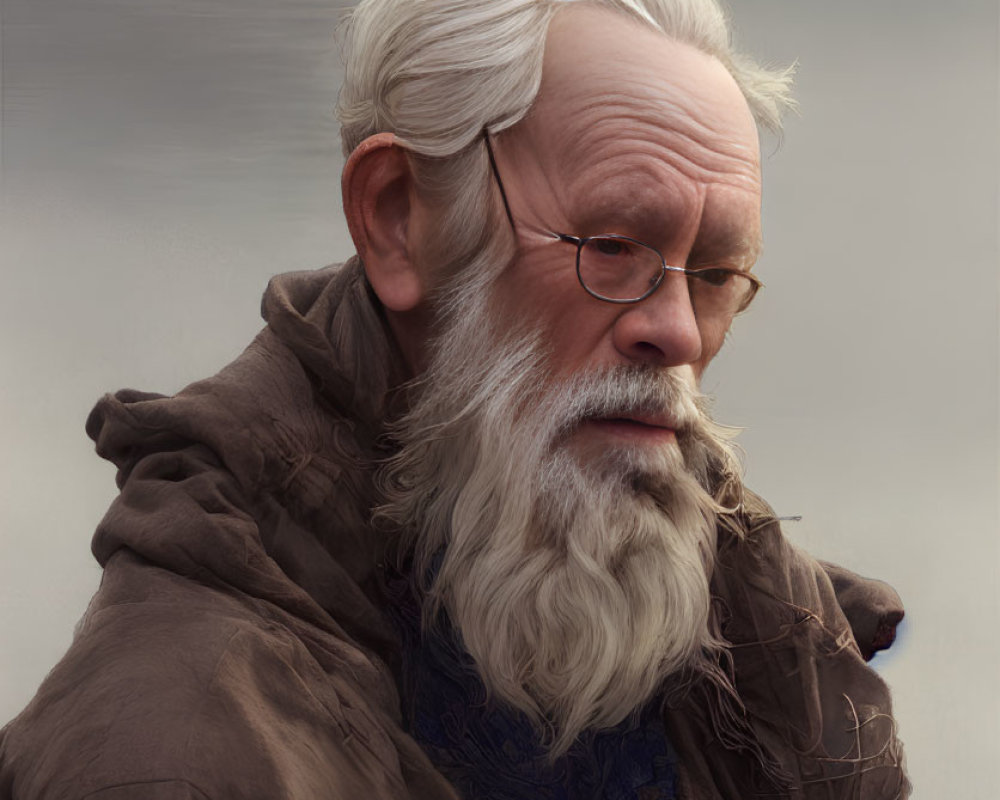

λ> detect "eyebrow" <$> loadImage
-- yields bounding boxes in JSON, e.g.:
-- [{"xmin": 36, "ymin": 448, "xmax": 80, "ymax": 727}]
[
  {"xmin": 572, "ymin": 201, "xmax": 763, "ymax": 270},
  {"xmin": 570, "ymin": 199, "xmax": 662, "ymax": 239},
  {"xmin": 720, "ymin": 233, "xmax": 763, "ymax": 269}
]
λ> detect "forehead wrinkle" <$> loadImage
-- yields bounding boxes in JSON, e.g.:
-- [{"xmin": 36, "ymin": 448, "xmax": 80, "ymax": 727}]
[
  {"xmin": 571, "ymin": 69, "xmax": 751, "ymax": 145},
  {"xmin": 565, "ymin": 175, "xmax": 696, "ymax": 234},
  {"xmin": 551, "ymin": 129, "xmax": 762, "ymax": 268},
  {"xmin": 549, "ymin": 95, "xmax": 760, "ymax": 192}
]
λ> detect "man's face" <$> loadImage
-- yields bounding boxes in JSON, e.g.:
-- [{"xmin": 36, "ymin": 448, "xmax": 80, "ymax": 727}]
[{"xmin": 489, "ymin": 5, "xmax": 762, "ymax": 454}]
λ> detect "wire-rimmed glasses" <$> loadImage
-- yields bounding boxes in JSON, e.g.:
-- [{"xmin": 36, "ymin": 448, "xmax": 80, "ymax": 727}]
[{"xmin": 482, "ymin": 130, "xmax": 762, "ymax": 320}]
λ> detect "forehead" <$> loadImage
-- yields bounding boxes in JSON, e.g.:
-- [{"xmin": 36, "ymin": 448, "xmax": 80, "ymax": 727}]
[{"xmin": 519, "ymin": 6, "xmax": 761, "ymax": 216}]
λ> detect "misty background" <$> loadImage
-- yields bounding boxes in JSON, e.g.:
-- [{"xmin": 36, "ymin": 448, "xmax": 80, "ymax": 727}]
[{"xmin": 1, "ymin": 1, "xmax": 997, "ymax": 796}]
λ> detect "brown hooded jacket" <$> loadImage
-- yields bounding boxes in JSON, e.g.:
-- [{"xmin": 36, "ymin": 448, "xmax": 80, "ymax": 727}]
[{"xmin": 0, "ymin": 261, "xmax": 909, "ymax": 799}]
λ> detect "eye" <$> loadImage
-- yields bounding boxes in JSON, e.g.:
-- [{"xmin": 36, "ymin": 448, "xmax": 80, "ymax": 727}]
[
  {"xmin": 593, "ymin": 237, "xmax": 629, "ymax": 257},
  {"xmin": 688, "ymin": 267, "xmax": 734, "ymax": 286}
]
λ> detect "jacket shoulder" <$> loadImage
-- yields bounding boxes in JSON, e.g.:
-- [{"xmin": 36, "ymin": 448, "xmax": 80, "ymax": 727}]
[
  {"xmin": 0, "ymin": 553, "xmax": 411, "ymax": 800},
  {"xmin": 706, "ymin": 511, "xmax": 910, "ymax": 798}
]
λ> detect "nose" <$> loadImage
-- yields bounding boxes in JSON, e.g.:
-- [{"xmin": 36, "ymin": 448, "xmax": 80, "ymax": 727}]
[{"xmin": 610, "ymin": 272, "xmax": 703, "ymax": 368}]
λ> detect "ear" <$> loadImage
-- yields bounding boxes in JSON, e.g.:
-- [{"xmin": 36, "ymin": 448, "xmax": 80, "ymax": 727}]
[{"xmin": 342, "ymin": 133, "xmax": 424, "ymax": 312}]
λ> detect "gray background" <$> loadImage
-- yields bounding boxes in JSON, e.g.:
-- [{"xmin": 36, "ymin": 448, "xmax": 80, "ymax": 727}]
[{"xmin": 1, "ymin": 1, "xmax": 997, "ymax": 795}]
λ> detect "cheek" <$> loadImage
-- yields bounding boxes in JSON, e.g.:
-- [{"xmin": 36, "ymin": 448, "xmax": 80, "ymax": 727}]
[
  {"xmin": 492, "ymin": 246, "xmax": 571, "ymax": 325},
  {"xmin": 492, "ymin": 250, "xmax": 616, "ymax": 373},
  {"xmin": 541, "ymin": 303, "xmax": 615, "ymax": 372},
  {"xmin": 693, "ymin": 316, "xmax": 730, "ymax": 369},
  {"xmin": 686, "ymin": 324, "xmax": 730, "ymax": 384}
]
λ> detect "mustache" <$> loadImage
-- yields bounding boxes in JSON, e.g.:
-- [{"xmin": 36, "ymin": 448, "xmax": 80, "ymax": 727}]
[{"xmin": 547, "ymin": 365, "xmax": 703, "ymax": 440}]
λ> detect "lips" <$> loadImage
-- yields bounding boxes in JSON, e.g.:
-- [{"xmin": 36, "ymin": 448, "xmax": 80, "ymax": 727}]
[
  {"xmin": 582, "ymin": 415, "xmax": 679, "ymax": 443},
  {"xmin": 602, "ymin": 415, "xmax": 675, "ymax": 430}
]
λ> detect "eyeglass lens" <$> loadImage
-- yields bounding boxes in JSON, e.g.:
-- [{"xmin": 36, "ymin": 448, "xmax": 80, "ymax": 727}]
[{"xmin": 577, "ymin": 236, "xmax": 755, "ymax": 316}]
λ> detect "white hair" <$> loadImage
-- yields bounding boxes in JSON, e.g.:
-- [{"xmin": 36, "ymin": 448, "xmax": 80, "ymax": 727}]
[
  {"xmin": 338, "ymin": 0, "xmax": 794, "ymax": 155},
  {"xmin": 336, "ymin": 0, "xmax": 794, "ymax": 294}
]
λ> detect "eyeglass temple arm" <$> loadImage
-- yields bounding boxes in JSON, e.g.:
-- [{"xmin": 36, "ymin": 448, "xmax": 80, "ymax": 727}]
[{"xmin": 482, "ymin": 130, "xmax": 516, "ymax": 231}]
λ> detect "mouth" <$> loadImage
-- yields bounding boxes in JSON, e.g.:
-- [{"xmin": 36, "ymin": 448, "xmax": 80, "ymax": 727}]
[{"xmin": 580, "ymin": 415, "xmax": 679, "ymax": 445}]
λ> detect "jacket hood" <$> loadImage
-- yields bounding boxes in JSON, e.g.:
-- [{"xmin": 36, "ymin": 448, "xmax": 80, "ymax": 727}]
[{"xmin": 84, "ymin": 259, "xmax": 405, "ymax": 663}]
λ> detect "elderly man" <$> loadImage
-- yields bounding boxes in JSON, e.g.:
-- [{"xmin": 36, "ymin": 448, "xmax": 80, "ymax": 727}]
[{"xmin": 0, "ymin": 1, "xmax": 909, "ymax": 798}]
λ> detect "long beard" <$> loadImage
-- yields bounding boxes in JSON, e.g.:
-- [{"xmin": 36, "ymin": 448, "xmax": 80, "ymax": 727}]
[{"xmin": 376, "ymin": 284, "xmax": 743, "ymax": 757}]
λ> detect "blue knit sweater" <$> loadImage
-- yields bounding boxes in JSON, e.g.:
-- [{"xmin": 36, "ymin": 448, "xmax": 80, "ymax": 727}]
[{"xmin": 385, "ymin": 567, "xmax": 679, "ymax": 800}]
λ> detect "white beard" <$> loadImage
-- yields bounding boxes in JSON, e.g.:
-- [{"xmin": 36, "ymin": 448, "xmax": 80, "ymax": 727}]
[{"xmin": 376, "ymin": 282, "xmax": 742, "ymax": 757}]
